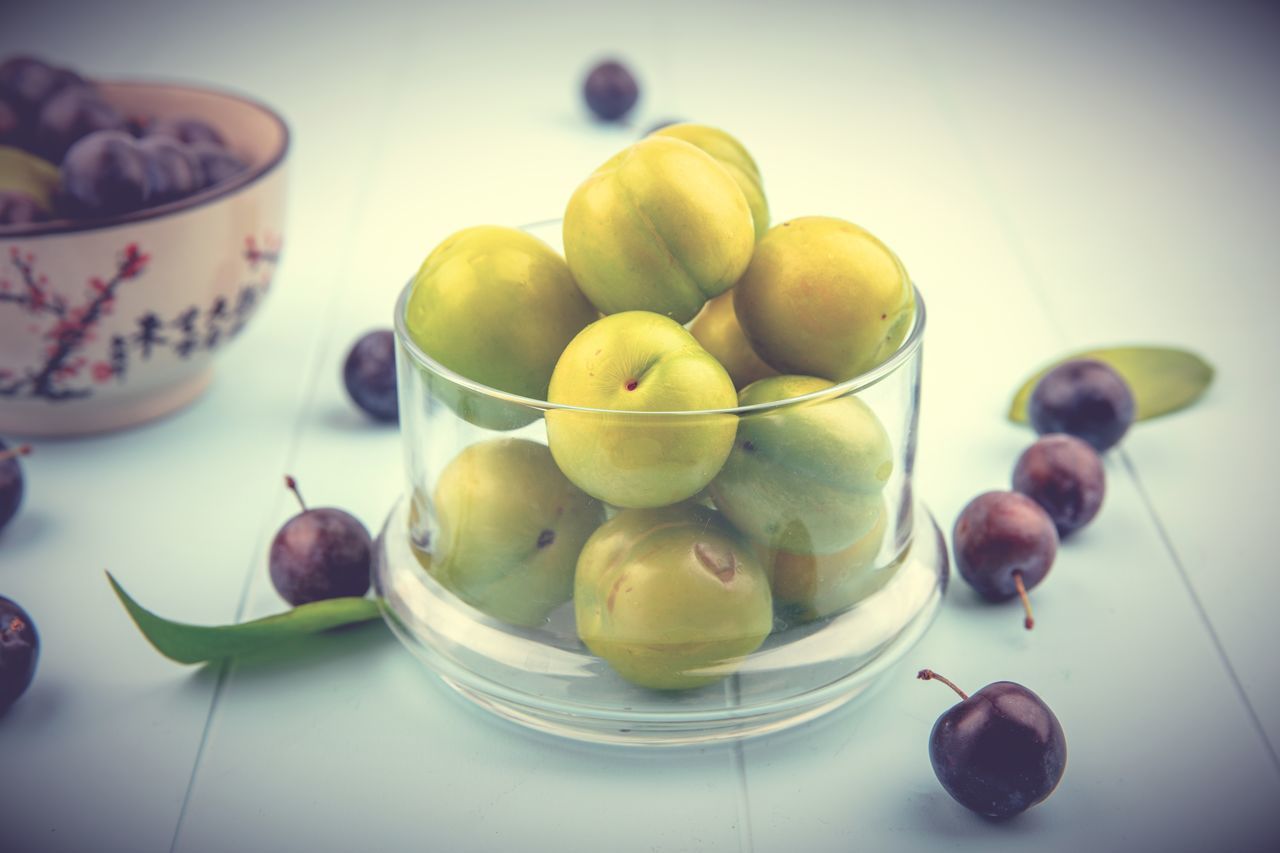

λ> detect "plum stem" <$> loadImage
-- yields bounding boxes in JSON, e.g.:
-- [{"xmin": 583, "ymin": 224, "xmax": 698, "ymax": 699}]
[
  {"xmin": 1014, "ymin": 571, "xmax": 1035, "ymax": 630},
  {"xmin": 0, "ymin": 444, "xmax": 33, "ymax": 464},
  {"xmin": 284, "ymin": 475, "xmax": 306, "ymax": 512},
  {"xmin": 918, "ymin": 669, "xmax": 968, "ymax": 701}
]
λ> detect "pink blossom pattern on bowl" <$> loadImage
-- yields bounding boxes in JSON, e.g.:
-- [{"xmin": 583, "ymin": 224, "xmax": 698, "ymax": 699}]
[{"xmin": 0, "ymin": 80, "xmax": 288, "ymax": 437}]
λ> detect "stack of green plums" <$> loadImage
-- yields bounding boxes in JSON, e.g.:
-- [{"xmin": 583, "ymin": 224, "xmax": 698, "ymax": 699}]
[{"xmin": 403, "ymin": 124, "xmax": 917, "ymax": 691}]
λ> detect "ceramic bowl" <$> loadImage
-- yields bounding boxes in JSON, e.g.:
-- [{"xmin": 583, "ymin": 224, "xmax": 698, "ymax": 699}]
[{"xmin": 0, "ymin": 80, "xmax": 288, "ymax": 437}]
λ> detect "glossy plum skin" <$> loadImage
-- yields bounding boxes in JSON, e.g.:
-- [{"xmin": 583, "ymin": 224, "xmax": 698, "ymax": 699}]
[
  {"xmin": 342, "ymin": 329, "xmax": 398, "ymax": 423},
  {"xmin": 187, "ymin": 142, "xmax": 245, "ymax": 188},
  {"xmin": 1028, "ymin": 359, "xmax": 1135, "ymax": 452},
  {"xmin": 0, "ymin": 96, "xmax": 21, "ymax": 146},
  {"xmin": 952, "ymin": 491, "xmax": 1057, "ymax": 601},
  {"xmin": 583, "ymin": 60, "xmax": 638, "ymax": 121},
  {"xmin": 0, "ymin": 56, "xmax": 84, "ymax": 121},
  {"xmin": 58, "ymin": 130, "xmax": 151, "ymax": 218},
  {"xmin": 35, "ymin": 86, "xmax": 123, "ymax": 163},
  {"xmin": 0, "ymin": 596, "xmax": 40, "ymax": 715},
  {"xmin": 268, "ymin": 508, "xmax": 372, "ymax": 606},
  {"xmin": 146, "ymin": 116, "xmax": 226, "ymax": 148},
  {"xmin": 929, "ymin": 680, "xmax": 1067, "ymax": 819},
  {"xmin": 1013, "ymin": 434, "xmax": 1105, "ymax": 537},
  {"xmin": 135, "ymin": 136, "xmax": 202, "ymax": 203},
  {"xmin": 0, "ymin": 191, "xmax": 49, "ymax": 226},
  {"xmin": 0, "ymin": 438, "xmax": 26, "ymax": 533}
]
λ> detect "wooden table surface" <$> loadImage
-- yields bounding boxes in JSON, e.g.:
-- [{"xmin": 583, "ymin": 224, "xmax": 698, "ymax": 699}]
[{"xmin": 2, "ymin": 1, "xmax": 1278, "ymax": 851}]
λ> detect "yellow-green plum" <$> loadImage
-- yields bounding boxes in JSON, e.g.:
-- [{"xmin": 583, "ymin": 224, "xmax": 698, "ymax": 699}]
[
  {"xmin": 405, "ymin": 225, "xmax": 597, "ymax": 429},
  {"xmin": 575, "ymin": 504, "xmax": 773, "ymax": 690},
  {"xmin": 708, "ymin": 375, "xmax": 892, "ymax": 555},
  {"xmin": 764, "ymin": 500, "xmax": 894, "ymax": 622},
  {"xmin": 690, "ymin": 291, "xmax": 778, "ymax": 390},
  {"xmin": 650, "ymin": 122, "xmax": 769, "ymax": 241},
  {"xmin": 427, "ymin": 438, "xmax": 605, "ymax": 627},
  {"xmin": 563, "ymin": 136, "xmax": 754, "ymax": 323},
  {"xmin": 546, "ymin": 311, "xmax": 737, "ymax": 508},
  {"xmin": 734, "ymin": 217, "xmax": 916, "ymax": 381}
]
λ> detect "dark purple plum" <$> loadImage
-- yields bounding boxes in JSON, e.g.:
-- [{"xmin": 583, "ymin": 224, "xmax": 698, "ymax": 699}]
[
  {"xmin": 583, "ymin": 60, "xmax": 639, "ymax": 121},
  {"xmin": 146, "ymin": 116, "xmax": 226, "ymax": 148},
  {"xmin": 953, "ymin": 491, "xmax": 1057, "ymax": 629},
  {"xmin": 343, "ymin": 329, "xmax": 398, "ymax": 423},
  {"xmin": 35, "ymin": 86, "xmax": 124, "ymax": 164},
  {"xmin": 268, "ymin": 476, "xmax": 372, "ymax": 606},
  {"xmin": 0, "ymin": 596, "xmax": 39, "ymax": 715},
  {"xmin": 0, "ymin": 441, "xmax": 32, "ymax": 534},
  {"xmin": 58, "ymin": 130, "xmax": 151, "ymax": 218},
  {"xmin": 1028, "ymin": 359, "xmax": 1135, "ymax": 452},
  {"xmin": 123, "ymin": 113, "xmax": 149, "ymax": 138},
  {"xmin": 0, "ymin": 56, "xmax": 85, "ymax": 121},
  {"xmin": 187, "ymin": 142, "xmax": 245, "ymax": 189},
  {"xmin": 1012, "ymin": 434, "xmax": 1105, "ymax": 537},
  {"xmin": 0, "ymin": 191, "xmax": 50, "ymax": 227},
  {"xmin": 919, "ymin": 669, "xmax": 1067, "ymax": 819},
  {"xmin": 0, "ymin": 95, "xmax": 22, "ymax": 147},
  {"xmin": 135, "ymin": 136, "xmax": 202, "ymax": 202}
]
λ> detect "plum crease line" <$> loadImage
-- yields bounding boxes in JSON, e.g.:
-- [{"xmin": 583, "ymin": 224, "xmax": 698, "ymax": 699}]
[
  {"xmin": 1119, "ymin": 452, "xmax": 1280, "ymax": 777},
  {"xmin": 166, "ymin": 31, "xmax": 421, "ymax": 853}
]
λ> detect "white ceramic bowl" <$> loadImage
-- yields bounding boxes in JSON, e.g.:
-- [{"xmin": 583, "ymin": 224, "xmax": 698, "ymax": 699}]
[{"xmin": 0, "ymin": 80, "xmax": 288, "ymax": 437}]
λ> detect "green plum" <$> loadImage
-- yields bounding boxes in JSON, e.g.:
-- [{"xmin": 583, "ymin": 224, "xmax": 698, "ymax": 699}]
[
  {"xmin": 689, "ymin": 291, "xmax": 778, "ymax": 390},
  {"xmin": 563, "ymin": 136, "xmax": 755, "ymax": 323},
  {"xmin": 650, "ymin": 122, "xmax": 769, "ymax": 241},
  {"xmin": 708, "ymin": 375, "xmax": 892, "ymax": 555},
  {"xmin": 734, "ymin": 217, "xmax": 916, "ymax": 381},
  {"xmin": 575, "ymin": 504, "xmax": 773, "ymax": 690},
  {"xmin": 546, "ymin": 311, "xmax": 738, "ymax": 508},
  {"xmin": 764, "ymin": 500, "xmax": 895, "ymax": 622},
  {"xmin": 426, "ymin": 438, "xmax": 605, "ymax": 627},
  {"xmin": 405, "ymin": 225, "xmax": 597, "ymax": 430}
]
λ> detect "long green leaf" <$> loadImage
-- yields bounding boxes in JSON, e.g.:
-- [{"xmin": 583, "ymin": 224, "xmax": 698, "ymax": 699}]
[
  {"xmin": 107, "ymin": 572, "xmax": 382, "ymax": 664},
  {"xmin": 1008, "ymin": 346, "xmax": 1214, "ymax": 424}
]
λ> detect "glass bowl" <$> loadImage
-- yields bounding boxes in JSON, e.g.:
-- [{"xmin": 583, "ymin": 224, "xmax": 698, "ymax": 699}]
[{"xmin": 373, "ymin": 220, "xmax": 947, "ymax": 746}]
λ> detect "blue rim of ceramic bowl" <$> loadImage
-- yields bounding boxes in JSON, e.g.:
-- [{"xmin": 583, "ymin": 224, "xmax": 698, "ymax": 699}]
[{"xmin": 0, "ymin": 78, "xmax": 290, "ymax": 239}]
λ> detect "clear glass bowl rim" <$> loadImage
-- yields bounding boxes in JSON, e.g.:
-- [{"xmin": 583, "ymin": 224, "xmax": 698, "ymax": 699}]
[{"xmin": 393, "ymin": 221, "xmax": 927, "ymax": 418}]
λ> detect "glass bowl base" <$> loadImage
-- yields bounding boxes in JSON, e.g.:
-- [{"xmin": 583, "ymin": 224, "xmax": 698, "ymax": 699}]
[{"xmin": 374, "ymin": 494, "xmax": 948, "ymax": 747}]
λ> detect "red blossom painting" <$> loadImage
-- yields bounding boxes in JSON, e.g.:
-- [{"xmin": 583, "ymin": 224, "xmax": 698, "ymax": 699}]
[{"xmin": 0, "ymin": 234, "xmax": 280, "ymax": 401}]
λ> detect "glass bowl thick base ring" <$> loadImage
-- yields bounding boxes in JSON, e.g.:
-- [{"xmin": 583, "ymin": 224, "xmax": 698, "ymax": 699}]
[{"xmin": 373, "ymin": 493, "xmax": 948, "ymax": 746}]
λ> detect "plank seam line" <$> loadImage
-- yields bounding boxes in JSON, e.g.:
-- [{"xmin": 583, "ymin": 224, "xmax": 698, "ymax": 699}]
[{"xmin": 1119, "ymin": 451, "xmax": 1280, "ymax": 777}]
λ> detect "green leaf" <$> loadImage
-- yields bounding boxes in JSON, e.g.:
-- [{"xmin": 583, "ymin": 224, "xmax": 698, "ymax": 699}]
[
  {"xmin": 107, "ymin": 572, "xmax": 382, "ymax": 665},
  {"xmin": 1008, "ymin": 346, "xmax": 1214, "ymax": 424},
  {"xmin": 0, "ymin": 145, "xmax": 60, "ymax": 212}
]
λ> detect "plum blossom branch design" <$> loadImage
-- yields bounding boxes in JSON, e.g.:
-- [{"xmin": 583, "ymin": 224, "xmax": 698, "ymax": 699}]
[{"xmin": 0, "ymin": 234, "xmax": 281, "ymax": 401}]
